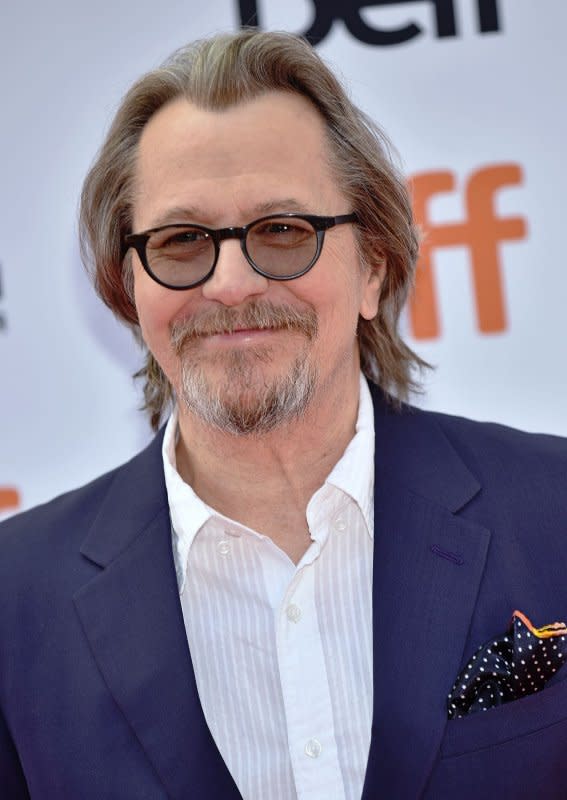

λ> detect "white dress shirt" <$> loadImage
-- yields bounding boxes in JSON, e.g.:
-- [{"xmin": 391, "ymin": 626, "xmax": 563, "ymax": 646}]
[{"xmin": 162, "ymin": 375, "xmax": 375, "ymax": 800}]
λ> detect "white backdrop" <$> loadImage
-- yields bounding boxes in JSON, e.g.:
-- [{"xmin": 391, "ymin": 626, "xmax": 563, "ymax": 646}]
[{"xmin": 1, "ymin": 0, "xmax": 566, "ymax": 519}]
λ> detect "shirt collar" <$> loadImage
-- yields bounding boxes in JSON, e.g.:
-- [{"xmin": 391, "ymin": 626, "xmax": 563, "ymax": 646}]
[
  {"xmin": 162, "ymin": 408, "xmax": 212, "ymax": 591},
  {"xmin": 306, "ymin": 374, "xmax": 375, "ymax": 541},
  {"xmin": 162, "ymin": 373, "xmax": 375, "ymax": 591}
]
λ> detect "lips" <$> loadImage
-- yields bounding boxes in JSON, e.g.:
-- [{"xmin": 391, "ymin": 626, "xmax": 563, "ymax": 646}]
[
  {"xmin": 220, "ymin": 326, "xmax": 273, "ymax": 334},
  {"xmin": 206, "ymin": 326, "xmax": 279, "ymax": 339}
]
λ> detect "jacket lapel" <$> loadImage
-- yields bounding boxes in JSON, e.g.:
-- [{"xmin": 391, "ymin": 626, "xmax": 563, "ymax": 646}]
[
  {"xmin": 74, "ymin": 433, "xmax": 241, "ymax": 800},
  {"xmin": 362, "ymin": 392, "xmax": 491, "ymax": 799},
  {"xmin": 72, "ymin": 392, "xmax": 491, "ymax": 799}
]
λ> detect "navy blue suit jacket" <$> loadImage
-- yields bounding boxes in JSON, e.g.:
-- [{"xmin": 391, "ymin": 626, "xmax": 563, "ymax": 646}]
[{"xmin": 1, "ymin": 387, "xmax": 567, "ymax": 799}]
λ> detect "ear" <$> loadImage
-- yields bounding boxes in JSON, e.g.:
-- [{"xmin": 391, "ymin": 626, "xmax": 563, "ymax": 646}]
[{"xmin": 359, "ymin": 258, "xmax": 386, "ymax": 320}]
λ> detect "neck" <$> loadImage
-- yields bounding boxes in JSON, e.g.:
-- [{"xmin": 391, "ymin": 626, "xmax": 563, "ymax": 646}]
[{"xmin": 174, "ymin": 370, "xmax": 362, "ymax": 562}]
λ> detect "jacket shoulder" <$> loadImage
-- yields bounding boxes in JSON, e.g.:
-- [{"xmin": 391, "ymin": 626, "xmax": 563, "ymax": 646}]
[
  {"xmin": 0, "ymin": 466, "xmax": 120, "ymax": 567},
  {"xmin": 0, "ymin": 429, "xmax": 164, "ymax": 569},
  {"xmin": 415, "ymin": 408, "xmax": 567, "ymax": 543},
  {"xmin": 426, "ymin": 409, "xmax": 567, "ymax": 479}
]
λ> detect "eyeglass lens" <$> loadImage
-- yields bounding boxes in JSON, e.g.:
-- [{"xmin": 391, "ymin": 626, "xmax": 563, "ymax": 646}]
[{"xmin": 145, "ymin": 217, "xmax": 319, "ymax": 287}]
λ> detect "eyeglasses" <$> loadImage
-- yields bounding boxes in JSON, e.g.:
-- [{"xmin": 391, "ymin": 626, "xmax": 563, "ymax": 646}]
[{"xmin": 124, "ymin": 212, "xmax": 358, "ymax": 290}]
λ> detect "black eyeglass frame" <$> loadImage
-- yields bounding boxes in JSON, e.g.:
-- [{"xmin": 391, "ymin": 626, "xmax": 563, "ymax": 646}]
[{"xmin": 123, "ymin": 212, "xmax": 358, "ymax": 290}]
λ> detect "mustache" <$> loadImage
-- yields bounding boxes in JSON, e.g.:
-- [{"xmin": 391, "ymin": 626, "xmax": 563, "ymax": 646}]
[{"xmin": 170, "ymin": 301, "xmax": 318, "ymax": 354}]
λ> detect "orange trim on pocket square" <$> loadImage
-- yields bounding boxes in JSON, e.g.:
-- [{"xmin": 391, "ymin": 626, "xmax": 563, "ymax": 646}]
[{"xmin": 512, "ymin": 610, "xmax": 567, "ymax": 639}]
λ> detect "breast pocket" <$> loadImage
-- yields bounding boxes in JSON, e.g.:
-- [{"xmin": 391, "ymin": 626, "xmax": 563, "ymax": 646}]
[
  {"xmin": 441, "ymin": 672, "xmax": 567, "ymax": 757},
  {"xmin": 424, "ymin": 678, "xmax": 567, "ymax": 800}
]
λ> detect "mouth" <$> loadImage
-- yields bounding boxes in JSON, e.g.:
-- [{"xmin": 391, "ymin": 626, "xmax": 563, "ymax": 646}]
[
  {"xmin": 205, "ymin": 326, "xmax": 280, "ymax": 343},
  {"xmin": 223, "ymin": 325, "xmax": 274, "ymax": 334}
]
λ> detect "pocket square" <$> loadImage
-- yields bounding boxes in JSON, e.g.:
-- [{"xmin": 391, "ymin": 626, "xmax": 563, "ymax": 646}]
[{"xmin": 447, "ymin": 610, "xmax": 567, "ymax": 719}]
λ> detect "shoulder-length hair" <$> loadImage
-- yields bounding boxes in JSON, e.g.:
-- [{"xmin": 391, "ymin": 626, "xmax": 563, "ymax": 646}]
[{"xmin": 80, "ymin": 29, "xmax": 426, "ymax": 430}]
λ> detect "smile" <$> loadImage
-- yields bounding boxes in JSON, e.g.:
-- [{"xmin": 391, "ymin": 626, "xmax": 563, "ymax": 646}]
[{"xmin": 202, "ymin": 327, "xmax": 281, "ymax": 345}]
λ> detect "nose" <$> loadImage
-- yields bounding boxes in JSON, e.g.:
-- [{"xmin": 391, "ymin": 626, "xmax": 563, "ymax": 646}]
[{"xmin": 201, "ymin": 239, "xmax": 270, "ymax": 306}]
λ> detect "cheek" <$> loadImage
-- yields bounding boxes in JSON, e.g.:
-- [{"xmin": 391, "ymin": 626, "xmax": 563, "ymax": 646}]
[
  {"xmin": 295, "ymin": 251, "xmax": 365, "ymax": 339},
  {"xmin": 133, "ymin": 268, "xmax": 186, "ymax": 371},
  {"xmin": 301, "ymin": 282, "xmax": 361, "ymax": 350}
]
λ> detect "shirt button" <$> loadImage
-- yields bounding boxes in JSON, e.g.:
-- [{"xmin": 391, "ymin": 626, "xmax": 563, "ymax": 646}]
[
  {"xmin": 334, "ymin": 516, "xmax": 346, "ymax": 532},
  {"xmin": 305, "ymin": 738, "xmax": 322, "ymax": 758},
  {"xmin": 217, "ymin": 540, "xmax": 231, "ymax": 556},
  {"xmin": 286, "ymin": 604, "xmax": 302, "ymax": 623}
]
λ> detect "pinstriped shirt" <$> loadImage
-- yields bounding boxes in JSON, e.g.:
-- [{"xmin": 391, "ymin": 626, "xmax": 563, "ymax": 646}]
[{"xmin": 163, "ymin": 376, "xmax": 374, "ymax": 800}]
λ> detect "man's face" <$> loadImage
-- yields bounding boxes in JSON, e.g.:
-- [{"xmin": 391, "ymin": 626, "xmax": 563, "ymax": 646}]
[{"xmin": 131, "ymin": 90, "xmax": 383, "ymax": 434}]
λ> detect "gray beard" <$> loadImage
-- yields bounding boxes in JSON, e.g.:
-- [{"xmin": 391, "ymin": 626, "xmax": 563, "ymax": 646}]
[
  {"xmin": 178, "ymin": 347, "xmax": 317, "ymax": 436},
  {"xmin": 171, "ymin": 300, "xmax": 319, "ymax": 436}
]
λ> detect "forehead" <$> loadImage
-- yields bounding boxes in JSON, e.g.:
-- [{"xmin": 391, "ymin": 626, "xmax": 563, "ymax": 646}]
[{"xmin": 132, "ymin": 90, "xmax": 344, "ymax": 229}]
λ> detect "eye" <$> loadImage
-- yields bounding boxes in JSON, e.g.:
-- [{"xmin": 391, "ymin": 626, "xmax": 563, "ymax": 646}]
[
  {"xmin": 165, "ymin": 229, "xmax": 209, "ymax": 246},
  {"xmin": 250, "ymin": 218, "xmax": 314, "ymax": 247},
  {"xmin": 150, "ymin": 227, "xmax": 211, "ymax": 251}
]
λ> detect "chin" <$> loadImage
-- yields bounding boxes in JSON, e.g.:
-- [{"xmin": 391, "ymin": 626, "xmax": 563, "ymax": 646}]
[{"xmin": 178, "ymin": 354, "xmax": 318, "ymax": 436}]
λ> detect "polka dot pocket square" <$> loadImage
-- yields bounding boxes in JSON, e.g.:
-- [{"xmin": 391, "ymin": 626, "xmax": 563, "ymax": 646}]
[{"xmin": 448, "ymin": 610, "xmax": 567, "ymax": 719}]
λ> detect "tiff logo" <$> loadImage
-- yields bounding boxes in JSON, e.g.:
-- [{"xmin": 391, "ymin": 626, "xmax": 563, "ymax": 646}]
[
  {"xmin": 0, "ymin": 488, "xmax": 20, "ymax": 514},
  {"xmin": 238, "ymin": 0, "xmax": 501, "ymax": 45},
  {"xmin": 409, "ymin": 163, "xmax": 526, "ymax": 339}
]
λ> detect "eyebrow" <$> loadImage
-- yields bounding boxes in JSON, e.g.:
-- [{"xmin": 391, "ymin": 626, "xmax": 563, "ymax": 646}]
[
  {"xmin": 252, "ymin": 198, "xmax": 310, "ymax": 215},
  {"xmin": 147, "ymin": 198, "xmax": 311, "ymax": 228}
]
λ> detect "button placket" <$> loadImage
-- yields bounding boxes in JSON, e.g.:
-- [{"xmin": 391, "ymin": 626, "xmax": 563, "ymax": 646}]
[
  {"xmin": 286, "ymin": 603, "xmax": 302, "ymax": 623},
  {"xmin": 304, "ymin": 738, "xmax": 322, "ymax": 759},
  {"xmin": 276, "ymin": 566, "xmax": 344, "ymax": 796}
]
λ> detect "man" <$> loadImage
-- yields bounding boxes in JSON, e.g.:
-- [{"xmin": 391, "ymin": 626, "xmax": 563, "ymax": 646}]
[{"xmin": 1, "ymin": 30, "xmax": 566, "ymax": 800}]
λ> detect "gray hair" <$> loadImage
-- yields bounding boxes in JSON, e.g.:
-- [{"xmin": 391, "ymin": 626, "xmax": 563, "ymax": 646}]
[{"xmin": 79, "ymin": 29, "xmax": 427, "ymax": 430}]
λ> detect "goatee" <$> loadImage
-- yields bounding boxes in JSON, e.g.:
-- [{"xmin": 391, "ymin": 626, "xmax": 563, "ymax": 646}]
[{"xmin": 170, "ymin": 301, "xmax": 319, "ymax": 436}]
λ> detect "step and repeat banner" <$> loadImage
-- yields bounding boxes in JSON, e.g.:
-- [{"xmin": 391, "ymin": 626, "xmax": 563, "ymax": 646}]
[{"xmin": 1, "ymin": 0, "xmax": 566, "ymax": 518}]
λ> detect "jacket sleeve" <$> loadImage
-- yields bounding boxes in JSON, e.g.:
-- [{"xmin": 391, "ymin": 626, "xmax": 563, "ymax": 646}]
[{"xmin": 0, "ymin": 705, "xmax": 30, "ymax": 799}]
